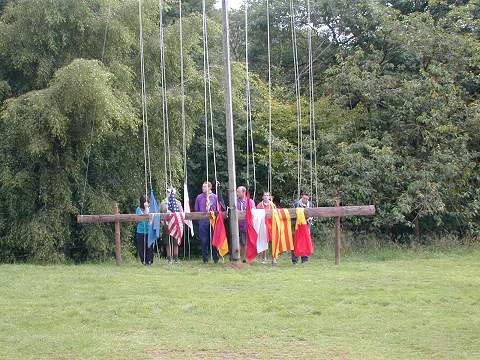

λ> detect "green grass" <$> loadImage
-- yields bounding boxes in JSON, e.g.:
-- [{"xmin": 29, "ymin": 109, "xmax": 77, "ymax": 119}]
[{"xmin": 1, "ymin": 250, "xmax": 479, "ymax": 359}]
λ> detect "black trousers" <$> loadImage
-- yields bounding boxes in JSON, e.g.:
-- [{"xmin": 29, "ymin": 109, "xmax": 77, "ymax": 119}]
[
  {"xmin": 199, "ymin": 222, "xmax": 218, "ymax": 263},
  {"xmin": 136, "ymin": 233, "xmax": 153, "ymax": 265},
  {"xmin": 291, "ymin": 251, "xmax": 309, "ymax": 264}
]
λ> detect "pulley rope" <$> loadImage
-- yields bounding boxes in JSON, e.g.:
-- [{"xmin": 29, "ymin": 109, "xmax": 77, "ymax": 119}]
[
  {"xmin": 80, "ymin": 2, "xmax": 112, "ymax": 215},
  {"xmin": 138, "ymin": 0, "xmax": 152, "ymax": 198},
  {"xmin": 202, "ymin": 0, "xmax": 210, "ymax": 188},
  {"xmin": 179, "ymin": 0, "xmax": 192, "ymax": 260},
  {"xmin": 158, "ymin": 0, "xmax": 172, "ymax": 189},
  {"xmin": 138, "ymin": 0, "xmax": 155, "ymax": 264},
  {"xmin": 307, "ymin": 0, "xmax": 314, "ymax": 200},
  {"xmin": 266, "ymin": 0, "xmax": 273, "ymax": 194},
  {"xmin": 245, "ymin": 0, "xmax": 256, "ymax": 199},
  {"xmin": 289, "ymin": 0, "xmax": 302, "ymax": 199},
  {"xmin": 306, "ymin": 0, "xmax": 319, "ymax": 203}
]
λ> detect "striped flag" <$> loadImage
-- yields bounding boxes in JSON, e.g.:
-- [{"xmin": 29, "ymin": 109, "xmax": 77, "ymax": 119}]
[
  {"xmin": 167, "ymin": 212, "xmax": 185, "ymax": 246},
  {"xmin": 167, "ymin": 190, "xmax": 185, "ymax": 245},
  {"xmin": 212, "ymin": 202, "xmax": 228, "ymax": 257},
  {"xmin": 271, "ymin": 208, "xmax": 294, "ymax": 258}
]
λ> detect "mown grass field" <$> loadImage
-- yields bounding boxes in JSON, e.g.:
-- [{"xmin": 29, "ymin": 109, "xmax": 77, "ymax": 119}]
[{"xmin": 1, "ymin": 249, "xmax": 479, "ymax": 359}]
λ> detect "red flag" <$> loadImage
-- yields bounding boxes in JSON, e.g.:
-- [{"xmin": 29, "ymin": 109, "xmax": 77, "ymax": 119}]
[
  {"xmin": 212, "ymin": 202, "xmax": 228, "ymax": 257},
  {"xmin": 294, "ymin": 208, "xmax": 314, "ymax": 257},
  {"xmin": 246, "ymin": 192, "xmax": 258, "ymax": 263}
]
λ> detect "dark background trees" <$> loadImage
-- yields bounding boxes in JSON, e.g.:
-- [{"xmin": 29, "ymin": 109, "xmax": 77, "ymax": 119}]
[{"xmin": 0, "ymin": 0, "xmax": 478, "ymax": 262}]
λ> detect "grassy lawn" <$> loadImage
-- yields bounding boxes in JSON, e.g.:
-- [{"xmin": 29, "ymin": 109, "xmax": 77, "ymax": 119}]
[{"xmin": 1, "ymin": 250, "xmax": 479, "ymax": 359}]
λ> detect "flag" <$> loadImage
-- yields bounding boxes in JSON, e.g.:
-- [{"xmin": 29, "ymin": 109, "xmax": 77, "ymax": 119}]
[
  {"xmin": 212, "ymin": 202, "xmax": 228, "ymax": 257},
  {"xmin": 148, "ymin": 191, "xmax": 161, "ymax": 247},
  {"xmin": 271, "ymin": 208, "xmax": 294, "ymax": 259},
  {"xmin": 167, "ymin": 191, "xmax": 185, "ymax": 245},
  {"xmin": 183, "ymin": 182, "xmax": 194, "ymax": 236},
  {"xmin": 294, "ymin": 208, "xmax": 314, "ymax": 257},
  {"xmin": 246, "ymin": 192, "xmax": 258, "ymax": 263},
  {"xmin": 251, "ymin": 209, "xmax": 268, "ymax": 253}
]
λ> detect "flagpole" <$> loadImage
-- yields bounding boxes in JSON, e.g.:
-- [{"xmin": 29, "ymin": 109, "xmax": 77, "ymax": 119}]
[{"xmin": 221, "ymin": 0, "xmax": 240, "ymax": 262}]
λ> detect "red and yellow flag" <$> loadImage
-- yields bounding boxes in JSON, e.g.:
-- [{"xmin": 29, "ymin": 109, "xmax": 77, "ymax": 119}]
[
  {"xmin": 294, "ymin": 208, "xmax": 314, "ymax": 257},
  {"xmin": 271, "ymin": 209, "xmax": 294, "ymax": 258}
]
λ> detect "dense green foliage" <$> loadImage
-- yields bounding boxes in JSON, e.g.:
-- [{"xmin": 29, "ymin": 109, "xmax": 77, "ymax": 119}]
[{"xmin": 0, "ymin": 0, "xmax": 479, "ymax": 262}]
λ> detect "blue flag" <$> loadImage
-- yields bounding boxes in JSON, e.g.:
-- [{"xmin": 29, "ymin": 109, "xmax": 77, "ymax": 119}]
[{"xmin": 148, "ymin": 191, "xmax": 161, "ymax": 246}]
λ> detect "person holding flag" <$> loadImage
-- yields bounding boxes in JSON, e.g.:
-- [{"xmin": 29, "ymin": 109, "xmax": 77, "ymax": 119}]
[
  {"xmin": 160, "ymin": 188, "xmax": 184, "ymax": 264},
  {"xmin": 194, "ymin": 181, "xmax": 219, "ymax": 263},
  {"xmin": 212, "ymin": 200, "xmax": 228, "ymax": 259},
  {"xmin": 237, "ymin": 186, "xmax": 255, "ymax": 263},
  {"xmin": 256, "ymin": 191, "xmax": 276, "ymax": 263},
  {"xmin": 292, "ymin": 190, "xmax": 315, "ymax": 264},
  {"xmin": 135, "ymin": 194, "xmax": 153, "ymax": 266}
]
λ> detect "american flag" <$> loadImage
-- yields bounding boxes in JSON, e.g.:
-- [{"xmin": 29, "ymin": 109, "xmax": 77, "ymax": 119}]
[{"xmin": 167, "ymin": 190, "xmax": 185, "ymax": 245}]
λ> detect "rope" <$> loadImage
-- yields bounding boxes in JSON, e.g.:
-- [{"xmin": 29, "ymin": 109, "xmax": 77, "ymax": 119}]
[
  {"xmin": 245, "ymin": 0, "xmax": 249, "ymax": 190},
  {"xmin": 307, "ymin": 0, "xmax": 314, "ymax": 199},
  {"xmin": 202, "ymin": 0, "xmax": 209, "ymax": 187},
  {"xmin": 159, "ymin": 0, "xmax": 168, "ymax": 191},
  {"xmin": 202, "ymin": 0, "xmax": 214, "ymax": 262},
  {"xmin": 138, "ymin": 0, "xmax": 149, "ymax": 198},
  {"xmin": 289, "ymin": 0, "xmax": 302, "ymax": 198},
  {"xmin": 179, "ymin": 0, "xmax": 188, "ymax": 262},
  {"xmin": 245, "ymin": 0, "xmax": 256, "ymax": 199},
  {"xmin": 80, "ymin": 2, "xmax": 111, "ymax": 214},
  {"xmin": 306, "ymin": 0, "xmax": 318, "ymax": 203},
  {"xmin": 266, "ymin": 0, "xmax": 272, "ymax": 194},
  {"xmin": 138, "ymin": 0, "xmax": 150, "ymax": 264},
  {"xmin": 159, "ymin": 0, "xmax": 172, "ymax": 189},
  {"xmin": 180, "ymin": 0, "xmax": 186, "ymax": 185},
  {"xmin": 205, "ymin": 13, "xmax": 218, "ymax": 191}
]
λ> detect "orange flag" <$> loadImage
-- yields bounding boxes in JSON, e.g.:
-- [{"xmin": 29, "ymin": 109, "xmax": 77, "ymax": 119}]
[
  {"xmin": 212, "ymin": 204, "xmax": 228, "ymax": 257},
  {"xmin": 271, "ymin": 209, "xmax": 294, "ymax": 259}
]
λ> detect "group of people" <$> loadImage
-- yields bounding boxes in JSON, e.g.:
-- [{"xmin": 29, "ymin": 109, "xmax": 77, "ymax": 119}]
[{"xmin": 135, "ymin": 181, "xmax": 315, "ymax": 266}]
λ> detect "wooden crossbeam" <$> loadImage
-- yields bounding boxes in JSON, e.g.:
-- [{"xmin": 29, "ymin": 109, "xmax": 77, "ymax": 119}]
[
  {"xmin": 77, "ymin": 205, "xmax": 375, "ymax": 224},
  {"xmin": 78, "ymin": 204, "xmax": 375, "ymax": 266}
]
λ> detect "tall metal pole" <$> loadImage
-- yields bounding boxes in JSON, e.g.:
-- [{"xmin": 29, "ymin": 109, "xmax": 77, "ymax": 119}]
[{"xmin": 221, "ymin": 0, "xmax": 240, "ymax": 261}]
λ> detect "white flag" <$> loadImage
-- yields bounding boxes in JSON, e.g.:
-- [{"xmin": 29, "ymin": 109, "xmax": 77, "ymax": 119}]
[
  {"xmin": 183, "ymin": 182, "xmax": 194, "ymax": 236},
  {"xmin": 252, "ymin": 208, "xmax": 268, "ymax": 253}
]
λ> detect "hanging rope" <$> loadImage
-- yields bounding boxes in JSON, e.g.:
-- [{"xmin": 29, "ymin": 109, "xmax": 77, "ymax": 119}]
[
  {"xmin": 180, "ymin": 0, "xmax": 186, "ymax": 184},
  {"xmin": 201, "ymin": 0, "xmax": 215, "ymax": 262},
  {"xmin": 205, "ymin": 11, "xmax": 218, "ymax": 193},
  {"xmin": 138, "ymin": 0, "xmax": 151, "ymax": 197},
  {"xmin": 138, "ymin": 0, "xmax": 154, "ymax": 264},
  {"xmin": 306, "ymin": 0, "xmax": 318, "ymax": 203},
  {"xmin": 289, "ymin": 0, "xmax": 302, "ymax": 199},
  {"xmin": 179, "ymin": 0, "xmax": 190, "ymax": 260},
  {"xmin": 178, "ymin": 0, "xmax": 190, "ymax": 260},
  {"xmin": 245, "ymin": 0, "xmax": 256, "ymax": 199},
  {"xmin": 80, "ymin": 2, "xmax": 112, "ymax": 215},
  {"xmin": 266, "ymin": 0, "xmax": 273, "ymax": 194},
  {"xmin": 307, "ymin": 0, "xmax": 314, "ymax": 199},
  {"xmin": 202, "ymin": 0, "xmax": 209, "ymax": 187},
  {"xmin": 159, "ymin": 0, "xmax": 172, "ymax": 189}
]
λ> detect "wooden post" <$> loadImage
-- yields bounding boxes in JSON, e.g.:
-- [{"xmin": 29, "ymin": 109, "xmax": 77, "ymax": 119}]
[
  {"xmin": 221, "ymin": 0, "xmax": 240, "ymax": 261},
  {"xmin": 114, "ymin": 203, "xmax": 122, "ymax": 266},
  {"xmin": 334, "ymin": 192, "xmax": 341, "ymax": 265}
]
